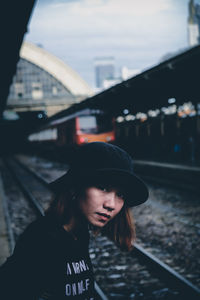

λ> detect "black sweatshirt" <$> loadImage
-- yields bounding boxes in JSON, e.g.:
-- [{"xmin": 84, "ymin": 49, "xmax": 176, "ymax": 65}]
[{"xmin": 0, "ymin": 215, "xmax": 95, "ymax": 300}]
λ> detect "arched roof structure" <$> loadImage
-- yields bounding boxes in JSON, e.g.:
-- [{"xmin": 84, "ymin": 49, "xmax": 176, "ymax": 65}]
[{"xmin": 20, "ymin": 41, "xmax": 93, "ymax": 97}]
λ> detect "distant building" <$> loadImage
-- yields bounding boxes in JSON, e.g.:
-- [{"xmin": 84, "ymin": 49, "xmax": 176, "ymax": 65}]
[
  {"xmin": 188, "ymin": 0, "xmax": 200, "ymax": 46},
  {"xmin": 102, "ymin": 78, "xmax": 121, "ymax": 90},
  {"xmin": 120, "ymin": 66, "xmax": 141, "ymax": 81},
  {"xmin": 101, "ymin": 67, "xmax": 140, "ymax": 90},
  {"xmin": 94, "ymin": 57, "xmax": 115, "ymax": 88},
  {"xmin": 94, "ymin": 66, "xmax": 141, "ymax": 92},
  {"xmin": 7, "ymin": 42, "xmax": 93, "ymax": 116}
]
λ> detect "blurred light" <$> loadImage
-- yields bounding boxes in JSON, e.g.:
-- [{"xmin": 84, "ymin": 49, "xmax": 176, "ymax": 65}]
[
  {"xmin": 161, "ymin": 107, "xmax": 167, "ymax": 113},
  {"xmin": 80, "ymin": 137, "xmax": 88, "ymax": 143},
  {"xmin": 148, "ymin": 109, "xmax": 160, "ymax": 117},
  {"xmin": 168, "ymin": 98, "xmax": 176, "ymax": 104},
  {"xmin": 125, "ymin": 114, "xmax": 135, "ymax": 121},
  {"xmin": 116, "ymin": 116, "xmax": 124, "ymax": 123},
  {"xmin": 3, "ymin": 110, "xmax": 19, "ymax": 120},
  {"xmin": 38, "ymin": 113, "xmax": 43, "ymax": 119},
  {"xmin": 161, "ymin": 105, "xmax": 176, "ymax": 115},
  {"xmin": 106, "ymin": 136, "xmax": 112, "ymax": 141},
  {"xmin": 169, "ymin": 105, "xmax": 177, "ymax": 114},
  {"xmin": 123, "ymin": 109, "xmax": 129, "ymax": 115},
  {"xmin": 136, "ymin": 112, "xmax": 147, "ymax": 121},
  {"xmin": 189, "ymin": 111, "xmax": 196, "ymax": 117},
  {"xmin": 177, "ymin": 102, "xmax": 196, "ymax": 118},
  {"xmin": 28, "ymin": 128, "xmax": 57, "ymax": 141}
]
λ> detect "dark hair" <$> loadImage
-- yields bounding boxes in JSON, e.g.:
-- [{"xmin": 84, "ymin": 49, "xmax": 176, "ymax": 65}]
[
  {"xmin": 101, "ymin": 205, "xmax": 135, "ymax": 251},
  {"xmin": 46, "ymin": 186, "xmax": 135, "ymax": 252}
]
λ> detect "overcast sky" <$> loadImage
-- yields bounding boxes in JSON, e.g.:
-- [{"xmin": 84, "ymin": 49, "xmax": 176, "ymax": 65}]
[{"xmin": 25, "ymin": 0, "xmax": 199, "ymax": 88}]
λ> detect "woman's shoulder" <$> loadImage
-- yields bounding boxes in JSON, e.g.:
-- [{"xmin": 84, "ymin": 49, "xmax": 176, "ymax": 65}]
[
  {"xmin": 13, "ymin": 215, "xmax": 58, "ymax": 251},
  {"xmin": 19, "ymin": 216, "xmax": 50, "ymax": 237},
  {"xmin": 16, "ymin": 215, "xmax": 90, "ymax": 253}
]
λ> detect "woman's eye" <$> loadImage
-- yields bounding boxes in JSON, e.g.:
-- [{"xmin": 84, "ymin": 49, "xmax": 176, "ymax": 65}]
[
  {"xmin": 116, "ymin": 191, "xmax": 125, "ymax": 200},
  {"xmin": 97, "ymin": 185, "xmax": 108, "ymax": 192}
]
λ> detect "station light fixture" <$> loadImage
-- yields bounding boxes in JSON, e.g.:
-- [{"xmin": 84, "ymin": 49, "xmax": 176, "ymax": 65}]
[
  {"xmin": 161, "ymin": 105, "xmax": 177, "ymax": 115},
  {"xmin": 148, "ymin": 109, "xmax": 160, "ymax": 117},
  {"xmin": 125, "ymin": 114, "xmax": 135, "ymax": 121},
  {"xmin": 168, "ymin": 98, "xmax": 176, "ymax": 104},
  {"xmin": 116, "ymin": 116, "xmax": 124, "ymax": 123},
  {"xmin": 178, "ymin": 102, "xmax": 196, "ymax": 117},
  {"xmin": 123, "ymin": 109, "xmax": 129, "ymax": 115},
  {"xmin": 3, "ymin": 110, "xmax": 20, "ymax": 120},
  {"xmin": 136, "ymin": 112, "xmax": 147, "ymax": 121}
]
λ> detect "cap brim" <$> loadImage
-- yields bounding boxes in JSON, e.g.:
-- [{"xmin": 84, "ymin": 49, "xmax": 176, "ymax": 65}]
[{"xmin": 49, "ymin": 168, "xmax": 149, "ymax": 207}]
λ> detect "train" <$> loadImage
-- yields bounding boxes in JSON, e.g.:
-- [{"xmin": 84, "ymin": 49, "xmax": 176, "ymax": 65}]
[
  {"xmin": 28, "ymin": 103, "xmax": 200, "ymax": 164},
  {"xmin": 28, "ymin": 109, "xmax": 115, "ymax": 156}
]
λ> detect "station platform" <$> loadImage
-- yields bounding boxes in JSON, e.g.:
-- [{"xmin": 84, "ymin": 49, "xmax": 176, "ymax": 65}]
[
  {"xmin": 0, "ymin": 166, "xmax": 10, "ymax": 265},
  {"xmin": 134, "ymin": 160, "xmax": 200, "ymax": 193},
  {"xmin": 134, "ymin": 160, "xmax": 200, "ymax": 172}
]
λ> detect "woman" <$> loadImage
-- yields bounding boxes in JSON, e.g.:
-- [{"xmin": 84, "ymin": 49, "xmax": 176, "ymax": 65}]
[{"xmin": 0, "ymin": 142, "xmax": 148, "ymax": 300}]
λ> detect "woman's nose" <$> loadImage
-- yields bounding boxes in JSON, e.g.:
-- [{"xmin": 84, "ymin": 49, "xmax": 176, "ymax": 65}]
[{"xmin": 103, "ymin": 192, "xmax": 115, "ymax": 211}]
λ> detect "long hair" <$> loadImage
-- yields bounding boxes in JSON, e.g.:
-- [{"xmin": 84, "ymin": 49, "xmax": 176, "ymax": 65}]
[
  {"xmin": 101, "ymin": 205, "xmax": 135, "ymax": 251},
  {"xmin": 46, "ymin": 187, "xmax": 135, "ymax": 252}
]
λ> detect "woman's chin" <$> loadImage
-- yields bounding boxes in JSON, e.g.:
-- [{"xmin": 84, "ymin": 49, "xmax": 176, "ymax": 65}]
[{"xmin": 89, "ymin": 218, "xmax": 108, "ymax": 228}]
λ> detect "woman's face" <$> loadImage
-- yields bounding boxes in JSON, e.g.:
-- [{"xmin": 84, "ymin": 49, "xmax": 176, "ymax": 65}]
[{"xmin": 79, "ymin": 185, "xmax": 125, "ymax": 227}]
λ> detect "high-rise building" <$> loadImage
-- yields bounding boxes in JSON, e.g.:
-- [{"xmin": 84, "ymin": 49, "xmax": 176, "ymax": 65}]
[
  {"xmin": 188, "ymin": 0, "xmax": 200, "ymax": 46},
  {"xmin": 94, "ymin": 57, "xmax": 115, "ymax": 88}
]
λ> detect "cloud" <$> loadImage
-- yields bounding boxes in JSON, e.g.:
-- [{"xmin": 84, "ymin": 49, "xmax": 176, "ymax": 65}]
[
  {"xmin": 47, "ymin": 0, "xmax": 171, "ymax": 17},
  {"xmin": 26, "ymin": 0, "xmax": 187, "ymax": 86},
  {"xmin": 28, "ymin": 0, "xmax": 186, "ymax": 54},
  {"xmin": 30, "ymin": 0, "xmax": 173, "ymax": 37}
]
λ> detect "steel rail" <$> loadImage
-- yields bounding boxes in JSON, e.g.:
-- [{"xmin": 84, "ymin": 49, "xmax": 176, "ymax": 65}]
[
  {"xmin": 5, "ymin": 158, "xmax": 44, "ymax": 216},
  {"xmin": 132, "ymin": 243, "xmax": 200, "ymax": 299},
  {"xmin": 13, "ymin": 156, "xmax": 51, "ymax": 188},
  {"xmin": 0, "ymin": 160, "xmax": 15, "ymax": 253}
]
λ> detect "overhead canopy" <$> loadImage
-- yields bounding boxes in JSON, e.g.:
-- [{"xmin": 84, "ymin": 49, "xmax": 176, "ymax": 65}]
[
  {"xmin": 49, "ymin": 44, "xmax": 200, "ymax": 121},
  {"xmin": 0, "ymin": 0, "xmax": 36, "ymax": 118}
]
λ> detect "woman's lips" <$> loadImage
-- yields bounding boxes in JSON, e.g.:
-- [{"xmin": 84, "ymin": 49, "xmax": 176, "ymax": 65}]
[{"xmin": 96, "ymin": 212, "xmax": 111, "ymax": 221}]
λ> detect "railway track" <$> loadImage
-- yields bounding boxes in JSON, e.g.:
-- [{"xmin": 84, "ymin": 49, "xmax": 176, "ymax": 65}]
[{"xmin": 2, "ymin": 156, "xmax": 200, "ymax": 300}]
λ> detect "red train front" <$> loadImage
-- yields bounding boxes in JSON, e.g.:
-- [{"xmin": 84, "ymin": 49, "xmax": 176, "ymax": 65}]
[
  {"xmin": 75, "ymin": 114, "xmax": 115, "ymax": 145},
  {"xmin": 28, "ymin": 109, "xmax": 115, "ymax": 149}
]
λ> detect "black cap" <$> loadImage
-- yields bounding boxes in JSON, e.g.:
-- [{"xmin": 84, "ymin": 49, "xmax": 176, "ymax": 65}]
[{"xmin": 50, "ymin": 142, "xmax": 149, "ymax": 207}]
